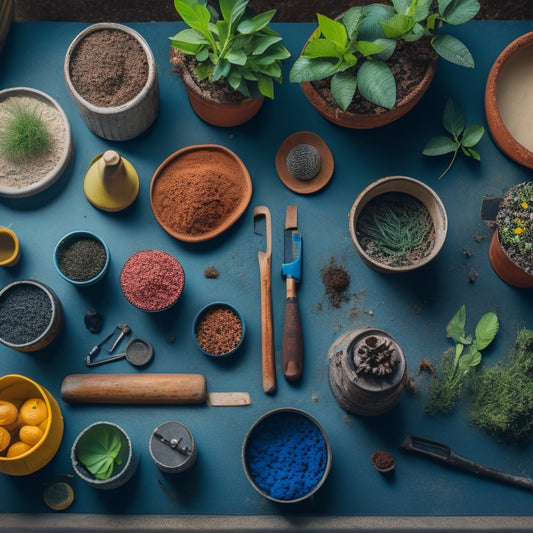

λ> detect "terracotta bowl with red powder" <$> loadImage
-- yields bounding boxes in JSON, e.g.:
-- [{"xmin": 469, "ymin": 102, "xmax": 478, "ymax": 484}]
[{"xmin": 120, "ymin": 250, "xmax": 185, "ymax": 312}]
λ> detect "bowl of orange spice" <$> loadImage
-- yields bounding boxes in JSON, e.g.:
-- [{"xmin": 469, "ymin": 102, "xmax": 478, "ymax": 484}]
[
  {"xmin": 0, "ymin": 374, "xmax": 64, "ymax": 476},
  {"xmin": 150, "ymin": 144, "xmax": 252, "ymax": 243}
]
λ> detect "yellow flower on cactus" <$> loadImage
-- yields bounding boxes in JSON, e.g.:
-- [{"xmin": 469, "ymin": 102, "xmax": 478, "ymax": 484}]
[
  {"xmin": 521, "ymin": 201, "xmax": 529, "ymax": 209},
  {"xmin": 515, "ymin": 217, "xmax": 522, "ymax": 223},
  {"xmin": 514, "ymin": 227, "xmax": 523, "ymax": 235}
]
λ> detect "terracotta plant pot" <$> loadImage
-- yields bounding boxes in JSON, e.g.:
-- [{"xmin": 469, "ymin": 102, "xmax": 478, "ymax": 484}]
[
  {"xmin": 172, "ymin": 51, "xmax": 264, "ymax": 127},
  {"xmin": 485, "ymin": 32, "xmax": 533, "ymax": 168},
  {"xmin": 488, "ymin": 231, "xmax": 533, "ymax": 288},
  {"xmin": 328, "ymin": 328, "xmax": 407, "ymax": 416},
  {"xmin": 348, "ymin": 176, "xmax": 447, "ymax": 273},
  {"xmin": 0, "ymin": 87, "xmax": 73, "ymax": 198},
  {"xmin": 64, "ymin": 23, "xmax": 159, "ymax": 141}
]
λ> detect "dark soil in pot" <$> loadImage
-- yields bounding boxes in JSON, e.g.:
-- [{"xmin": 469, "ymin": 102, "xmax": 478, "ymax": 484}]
[
  {"xmin": 356, "ymin": 192, "xmax": 435, "ymax": 268},
  {"xmin": 311, "ymin": 38, "xmax": 437, "ymax": 116},
  {"xmin": 170, "ymin": 50, "xmax": 248, "ymax": 104},
  {"xmin": 69, "ymin": 29, "xmax": 149, "ymax": 107}
]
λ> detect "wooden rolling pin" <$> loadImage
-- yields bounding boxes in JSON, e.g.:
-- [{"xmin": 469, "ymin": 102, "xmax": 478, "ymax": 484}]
[{"xmin": 61, "ymin": 373, "xmax": 207, "ymax": 405}]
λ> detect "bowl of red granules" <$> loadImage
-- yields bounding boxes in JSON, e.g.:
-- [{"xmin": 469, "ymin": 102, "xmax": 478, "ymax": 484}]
[
  {"xmin": 192, "ymin": 302, "xmax": 244, "ymax": 357},
  {"xmin": 150, "ymin": 145, "xmax": 252, "ymax": 243},
  {"xmin": 119, "ymin": 250, "xmax": 185, "ymax": 312}
]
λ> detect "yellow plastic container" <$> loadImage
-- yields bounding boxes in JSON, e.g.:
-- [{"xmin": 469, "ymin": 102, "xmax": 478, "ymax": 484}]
[
  {"xmin": 0, "ymin": 375, "xmax": 64, "ymax": 476},
  {"xmin": 0, "ymin": 227, "xmax": 20, "ymax": 267}
]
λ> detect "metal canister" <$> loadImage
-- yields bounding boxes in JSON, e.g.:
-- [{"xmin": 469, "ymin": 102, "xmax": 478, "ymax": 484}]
[{"xmin": 149, "ymin": 421, "xmax": 197, "ymax": 473}]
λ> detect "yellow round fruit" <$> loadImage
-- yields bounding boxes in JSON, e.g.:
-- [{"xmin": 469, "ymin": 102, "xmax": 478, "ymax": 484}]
[
  {"xmin": 6, "ymin": 440, "xmax": 32, "ymax": 458},
  {"xmin": 19, "ymin": 424, "xmax": 44, "ymax": 446},
  {"xmin": 19, "ymin": 397, "xmax": 48, "ymax": 426},
  {"xmin": 0, "ymin": 400, "xmax": 18, "ymax": 426},
  {"xmin": 0, "ymin": 426, "xmax": 11, "ymax": 453}
]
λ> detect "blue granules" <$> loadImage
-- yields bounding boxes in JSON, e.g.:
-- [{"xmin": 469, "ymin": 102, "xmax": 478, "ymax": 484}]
[{"xmin": 245, "ymin": 410, "xmax": 328, "ymax": 501}]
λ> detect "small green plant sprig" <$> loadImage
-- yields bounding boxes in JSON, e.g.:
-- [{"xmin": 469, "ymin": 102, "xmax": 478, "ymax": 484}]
[
  {"xmin": 422, "ymin": 98, "xmax": 485, "ymax": 179},
  {"xmin": 469, "ymin": 328, "xmax": 533, "ymax": 442},
  {"xmin": 289, "ymin": 0, "xmax": 480, "ymax": 111},
  {"xmin": 426, "ymin": 305, "xmax": 499, "ymax": 415},
  {"xmin": 0, "ymin": 102, "xmax": 51, "ymax": 163},
  {"xmin": 357, "ymin": 192, "xmax": 433, "ymax": 257},
  {"xmin": 170, "ymin": 0, "xmax": 290, "ymax": 99},
  {"xmin": 76, "ymin": 425, "xmax": 123, "ymax": 480},
  {"xmin": 497, "ymin": 181, "xmax": 533, "ymax": 255}
]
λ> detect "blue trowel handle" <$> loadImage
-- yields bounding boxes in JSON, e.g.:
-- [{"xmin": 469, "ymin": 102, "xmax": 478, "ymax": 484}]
[{"xmin": 282, "ymin": 277, "xmax": 303, "ymax": 383}]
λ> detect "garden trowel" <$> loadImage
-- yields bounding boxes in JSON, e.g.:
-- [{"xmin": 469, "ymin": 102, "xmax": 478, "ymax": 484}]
[{"xmin": 281, "ymin": 204, "xmax": 303, "ymax": 383}]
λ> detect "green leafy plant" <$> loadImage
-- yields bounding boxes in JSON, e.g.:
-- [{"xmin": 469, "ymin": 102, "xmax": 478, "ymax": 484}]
[
  {"xmin": 76, "ymin": 425, "xmax": 123, "ymax": 480},
  {"xmin": 469, "ymin": 328, "xmax": 533, "ymax": 442},
  {"xmin": 0, "ymin": 102, "xmax": 51, "ymax": 163},
  {"xmin": 422, "ymin": 98, "xmax": 485, "ymax": 179},
  {"xmin": 497, "ymin": 181, "xmax": 533, "ymax": 256},
  {"xmin": 289, "ymin": 0, "xmax": 480, "ymax": 111},
  {"xmin": 169, "ymin": 0, "xmax": 290, "ymax": 99},
  {"xmin": 357, "ymin": 192, "xmax": 433, "ymax": 257},
  {"xmin": 426, "ymin": 305, "xmax": 499, "ymax": 415}
]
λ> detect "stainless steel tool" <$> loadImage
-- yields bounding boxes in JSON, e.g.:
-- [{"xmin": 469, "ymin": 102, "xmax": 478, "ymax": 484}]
[{"xmin": 281, "ymin": 204, "xmax": 303, "ymax": 383}]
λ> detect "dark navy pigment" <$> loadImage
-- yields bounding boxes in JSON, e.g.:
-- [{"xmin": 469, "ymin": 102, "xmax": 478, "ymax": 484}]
[
  {"xmin": 0, "ymin": 284, "xmax": 52, "ymax": 344},
  {"xmin": 245, "ymin": 412, "xmax": 327, "ymax": 501}
]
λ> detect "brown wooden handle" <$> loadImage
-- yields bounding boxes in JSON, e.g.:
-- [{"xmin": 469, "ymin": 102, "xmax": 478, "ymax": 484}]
[
  {"xmin": 61, "ymin": 373, "xmax": 207, "ymax": 404},
  {"xmin": 258, "ymin": 251, "xmax": 276, "ymax": 394},
  {"xmin": 282, "ymin": 277, "xmax": 303, "ymax": 383}
]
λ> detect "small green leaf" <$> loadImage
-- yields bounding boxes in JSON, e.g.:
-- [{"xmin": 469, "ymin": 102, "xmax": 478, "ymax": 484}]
[
  {"xmin": 474, "ymin": 312, "xmax": 499, "ymax": 350},
  {"xmin": 76, "ymin": 425, "xmax": 123, "ymax": 480},
  {"xmin": 458, "ymin": 345, "xmax": 482, "ymax": 370},
  {"xmin": 257, "ymin": 74, "xmax": 274, "ymax": 98},
  {"xmin": 432, "ymin": 33, "xmax": 475, "ymax": 68},
  {"xmin": 439, "ymin": 0, "xmax": 480, "ymax": 25},
  {"xmin": 304, "ymin": 38, "xmax": 342, "ymax": 59},
  {"xmin": 330, "ymin": 71, "xmax": 357, "ymax": 111},
  {"xmin": 289, "ymin": 57, "xmax": 336, "ymax": 82},
  {"xmin": 381, "ymin": 13, "xmax": 415, "ymax": 38},
  {"xmin": 391, "ymin": 0, "xmax": 410, "ymax": 15},
  {"xmin": 238, "ymin": 9, "xmax": 276, "ymax": 34},
  {"xmin": 317, "ymin": 14, "xmax": 348, "ymax": 45},
  {"xmin": 357, "ymin": 60, "xmax": 396, "ymax": 109},
  {"xmin": 442, "ymin": 98, "xmax": 465, "ymax": 138},
  {"xmin": 356, "ymin": 40, "xmax": 387, "ymax": 57},
  {"xmin": 359, "ymin": 4, "xmax": 396, "ymax": 40},
  {"xmin": 461, "ymin": 124, "xmax": 485, "ymax": 147},
  {"xmin": 423, "ymin": 136, "xmax": 459, "ymax": 156},
  {"xmin": 342, "ymin": 6, "xmax": 364, "ymax": 39},
  {"xmin": 464, "ymin": 147, "xmax": 481, "ymax": 160},
  {"xmin": 412, "ymin": 0, "xmax": 433, "ymax": 22},
  {"xmin": 220, "ymin": 0, "xmax": 247, "ymax": 25},
  {"xmin": 252, "ymin": 35, "xmax": 282, "ymax": 55},
  {"xmin": 446, "ymin": 305, "xmax": 467, "ymax": 344},
  {"xmin": 227, "ymin": 48, "xmax": 247, "ymax": 65},
  {"xmin": 174, "ymin": 1, "xmax": 211, "ymax": 36}
]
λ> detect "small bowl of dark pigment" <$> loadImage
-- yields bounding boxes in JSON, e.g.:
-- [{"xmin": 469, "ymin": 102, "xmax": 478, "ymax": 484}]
[
  {"xmin": 192, "ymin": 302, "xmax": 244, "ymax": 357},
  {"xmin": 54, "ymin": 231, "xmax": 110, "ymax": 286},
  {"xmin": 242, "ymin": 408, "xmax": 332, "ymax": 503},
  {"xmin": 0, "ymin": 280, "xmax": 64, "ymax": 352}
]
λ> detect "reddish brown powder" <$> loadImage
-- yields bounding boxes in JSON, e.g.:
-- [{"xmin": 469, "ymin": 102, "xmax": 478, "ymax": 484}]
[
  {"xmin": 151, "ymin": 149, "xmax": 244, "ymax": 236},
  {"xmin": 371, "ymin": 451, "xmax": 395, "ymax": 471},
  {"xmin": 195, "ymin": 305, "xmax": 242, "ymax": 355},
  {"xmin": 120, "ymin": 250, "xmax": 185, "ymax": 311},
  {"xmin": 69, "ymin": 29, "xmax": 149, "ymax": 107}
]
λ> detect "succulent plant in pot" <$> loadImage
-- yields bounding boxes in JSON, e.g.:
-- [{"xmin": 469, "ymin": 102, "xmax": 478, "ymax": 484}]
[
  {"xmin": 289, "ymin": 0, "xmax": 480, "ymax": 129},
  {"xmin": 170, "ymin": 0, "xmax": 291, "ymax": 127}
]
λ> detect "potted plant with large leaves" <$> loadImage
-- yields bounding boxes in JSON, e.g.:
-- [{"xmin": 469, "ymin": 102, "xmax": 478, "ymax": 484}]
[
  {"xmin": 169, "ymin": 0, "xmax": 290, "ymax": 127},
  {"xmin": 289, "ymin": 0, "xmax": 480, "ymax": 129}
]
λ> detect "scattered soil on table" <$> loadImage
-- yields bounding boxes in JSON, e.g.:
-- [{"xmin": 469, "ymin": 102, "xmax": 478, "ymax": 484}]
[
  {"xmin": 419, "ymin": 358, "xmax": 434, "ymax": 375},
  {"xmin": 311, "ymin": 38, "xmax": 436, "ymax": 116},
  {"xmin": 69, "ymin": 29, "xmax": 148, "ymax": 107},
  {"xmin": 204, "ymin": 266, "xmax": 219, "ymax": 279},
  {"xmin": 321, "ymin": 257, "xmax": 350, "ymax": 308},
  {"xmin": 170, "ymin": 50, "xmax": 248, "ymax": 104}
]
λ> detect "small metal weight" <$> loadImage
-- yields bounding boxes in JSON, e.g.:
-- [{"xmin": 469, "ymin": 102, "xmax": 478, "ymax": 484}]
[{"xmin": 149, "ymin": 421, "xmax": 197, "ymax": 473}]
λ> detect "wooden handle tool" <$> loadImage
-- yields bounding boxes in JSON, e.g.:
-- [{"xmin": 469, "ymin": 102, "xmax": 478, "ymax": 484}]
[
  {"xmin": 61, "ymin": 373, "xmax": 207, "ymax": 404},
  {"xmin": 254, "ymin": 206, "xmax": 276, "ymax": 394}
]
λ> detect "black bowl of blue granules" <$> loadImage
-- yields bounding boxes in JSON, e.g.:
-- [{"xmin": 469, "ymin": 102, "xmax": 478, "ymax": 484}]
[
  {"xmin": 242, "ymin": 407, "xmax": 332, "ymax": 503},
  {"xmin": 0, "ymin": 280, "xmax": 64, "ymax": 352}
]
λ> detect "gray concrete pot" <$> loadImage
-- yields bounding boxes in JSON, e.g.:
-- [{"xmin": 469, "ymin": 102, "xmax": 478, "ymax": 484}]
[{"xmin": 64, "ymin": 23, "xmax": 159, "ymax": 141}]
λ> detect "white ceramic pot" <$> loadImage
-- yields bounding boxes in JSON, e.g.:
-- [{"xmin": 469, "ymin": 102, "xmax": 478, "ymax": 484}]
[{"xmin": 64, "ymin": 23, "xmax": 159, "ymax": 141}]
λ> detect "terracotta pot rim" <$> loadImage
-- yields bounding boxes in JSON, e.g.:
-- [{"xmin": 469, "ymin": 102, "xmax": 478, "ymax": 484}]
[
  {"xmin": 488, "ymin": 230, "xmax": 533, "ymax": 288},
  {"xmin": 484, "ymin": 31, "xmax": 533, "ymax": 168},
  {"xmin": 348, "ymin": 176, "xmax": 448, "ymax": 273},
  {"xmin": 150, "ymin": 144, "xmax": 252, "ymax": 243},
  {"xmin": 64, "ymin": 22, "xmax": 158, "ymax": 114}
]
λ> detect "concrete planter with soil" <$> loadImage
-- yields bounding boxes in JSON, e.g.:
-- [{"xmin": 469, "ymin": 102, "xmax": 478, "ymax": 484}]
[
  {"xmin": 0, "ymin": 87, "xmax": 73, "ymax": 198},
  {"xmin": 64, "ymin": 23, "xmax": 159, "ymax": 141},
  {"xmin": 349, "ymin": 176, "xmax": 447, "ymax": 274}
]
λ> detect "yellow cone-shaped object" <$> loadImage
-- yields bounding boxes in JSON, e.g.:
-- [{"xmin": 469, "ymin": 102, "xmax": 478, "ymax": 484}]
[{"xmin": 84, "ymin": 150, "xmax": 139, "ymax": 212}]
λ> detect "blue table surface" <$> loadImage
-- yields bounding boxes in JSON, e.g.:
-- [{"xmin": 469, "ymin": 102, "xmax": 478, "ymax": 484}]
[{"xmin": 0, "ymin": 20, "xmax": 532, "ymax": 517}]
